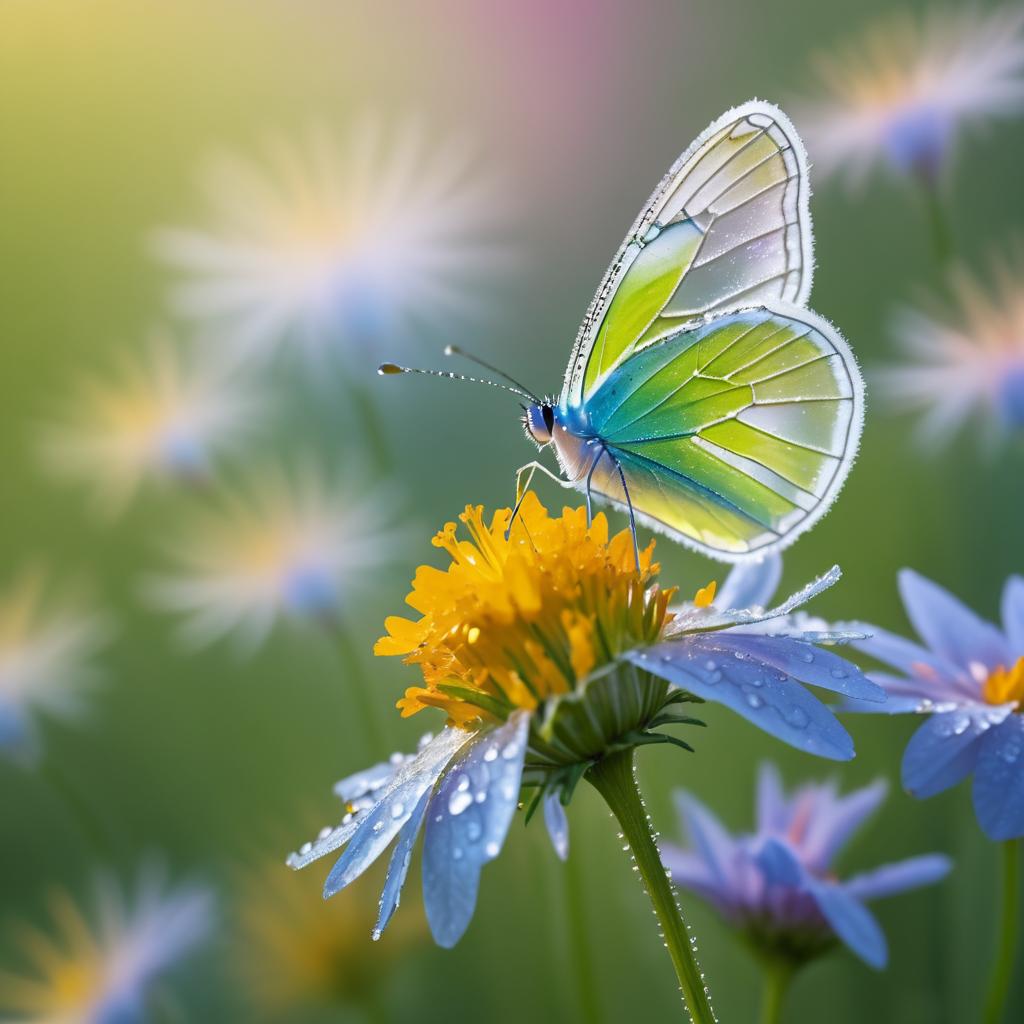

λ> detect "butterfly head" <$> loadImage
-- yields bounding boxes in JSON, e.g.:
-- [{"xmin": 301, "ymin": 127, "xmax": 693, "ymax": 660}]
[{"xmin": 524, "ymin": 402, "xmax": 555, "ymax": 447}]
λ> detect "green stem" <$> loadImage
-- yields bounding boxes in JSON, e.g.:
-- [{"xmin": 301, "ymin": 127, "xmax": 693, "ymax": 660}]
[
  {"xmin": 983, "ymin": 839, "xmax": 1020, "ymax": 1024},
  {"xmin": 919, "ymin": 177, "xmax": 953, "ymax": 269},
  {"xmin": 759, "ymin": 958, "xmax": 794, "ymax": 1024},
  {"xmin": 40, "ymin": 756, "xmax": 115, "ymax": 860},
  {"xmin": 586, "ymin": 749, "xmax": 715, "ymax": 1023},
  {"xmin": 564, "ymin": 842, "xmax": 604, "ymax": 1023},
  {"xmin": 350, "ymin": 378, "xmax": 393, "ymax": 471},
  {"xmin": 323, "ymin": 617, "xmax": 388, "ymax": 758}
]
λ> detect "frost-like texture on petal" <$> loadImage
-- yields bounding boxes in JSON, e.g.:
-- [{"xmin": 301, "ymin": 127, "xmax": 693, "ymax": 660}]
[
  {"xmin": 844, "ymin": 855, "xmax": 952, "ymax": 902},
  {"xmin": 422, "ymin": 712, "xmax": 529, "ymax": 947},
  {"xmin": 901, "ymin": 708, "xmax": 1010, "ymax": 799},
  {"xmin": 629, "ymin": 644, "xmax": 856, "ymax": 761},
  {"xmin": 898, "ymin": 569, "xmax": 1009, "ymax": 672},
  {"xmin": 324, "ymin": 730, "xmax": 470, "ymax": 897},
  {"xmin": 543, "ymin": 792, "xmax": 569, "ymax": 862},
  {"xmin": 973, "ymin": 714, "xmax": 1024, "ymax": 840},
  {"xmin": 374, "ymin": 788, "xmax": 431, "ymax": 939},
  {"xmin": 287, "ymin": 727, "xmax": 466, "ymax": 874},
  {"xmin": 716, "ymin": 554, "xmax": 782, "ymax": 613},
  {"xmin": 710, "ymin": 633, "xmax": 885, "ymax": 704}
]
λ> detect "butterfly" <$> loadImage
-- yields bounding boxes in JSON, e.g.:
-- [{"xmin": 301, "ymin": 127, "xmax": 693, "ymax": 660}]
[{"xmin": 381, "ymin": 101, "xmax": 864, "ymax": 564}]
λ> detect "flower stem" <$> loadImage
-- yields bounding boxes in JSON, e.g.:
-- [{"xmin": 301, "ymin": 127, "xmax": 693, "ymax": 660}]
[
  {"xmin": 586, "ymin": 749, "xmax": 715, "ymax": 1023},
  {"xmin": 918, "ymin": 177, "xmax": 953, "ymax": 269},
  {"xmin": 564, "ymin": 843, "xmax": 604, "ymax": 1024},
  {"xmin": 983, "ymin": 839, "xmax": 1020, "ymax": 1024},
  {"xmin": 759, "ymin": 958, "xmax": 794, "ymax": 1024}
]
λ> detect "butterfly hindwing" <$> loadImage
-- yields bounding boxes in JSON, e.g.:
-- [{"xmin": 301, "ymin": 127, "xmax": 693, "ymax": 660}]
[
  {"xmin": 575, "ymin": 306, "xmax": 863, "ymax": 560},
  {"xmin": 563, "ymin": 102, "xmax": 812, "ymax": 408}
]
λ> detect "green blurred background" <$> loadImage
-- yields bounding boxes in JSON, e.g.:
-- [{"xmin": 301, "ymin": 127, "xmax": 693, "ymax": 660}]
[{"xmin": 1, "ymin": 0, "xmax": 1022, "ymax": 1020}]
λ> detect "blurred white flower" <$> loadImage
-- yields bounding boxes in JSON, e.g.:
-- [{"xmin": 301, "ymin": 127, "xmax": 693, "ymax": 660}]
[
  {"xmin": 152, "ymin": 115, "xmax": 509, "ymax": 368},
  {"xmin": 0, "ymin": 865, "xmax": 214, "ymax": 1023},
  {"xmin": 0, "ymin": 568, "xmax": 109, "ymax": 763},
  {"xmin": 40, "ymin": 329, "xmax": 260, "ymax": 517},
  {"xmin": 146, "ymin": 460, "xmax": 401, "ymax": 652},
  {"xmin": 877, "ymin": 246, "xmax": 1024, "ymax": 449},
  {"xmin": 795, "ymin": 6, "xmax": 1024, "ymax": 186}
]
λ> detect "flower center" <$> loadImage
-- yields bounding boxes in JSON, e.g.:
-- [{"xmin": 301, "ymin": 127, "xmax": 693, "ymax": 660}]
[
  {"xmin": 983, "ymin": 656, "xmax": 1024, "ymax": 708},
  {"xmin": 375, "ymin": 494, "xmax": 676, "ymax": 727}
]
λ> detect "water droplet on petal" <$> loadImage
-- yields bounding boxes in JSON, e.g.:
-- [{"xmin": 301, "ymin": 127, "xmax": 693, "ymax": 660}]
[{"xmin": 448, "ymin": 790, "xmax": 473, "ymax": 815}]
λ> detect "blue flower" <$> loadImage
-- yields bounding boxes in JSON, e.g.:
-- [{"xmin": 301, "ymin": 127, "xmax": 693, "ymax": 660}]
[
  {"xmin": 663, "ymin": 763, "xmax": 951, "ymax": 968},
  {"xmin": 846, "ymin": 569, "xmax": 1024, "ymax": 841},
  {"xmin": 289, "ymin": 503, "xmax": 882, "ymax": 949}
]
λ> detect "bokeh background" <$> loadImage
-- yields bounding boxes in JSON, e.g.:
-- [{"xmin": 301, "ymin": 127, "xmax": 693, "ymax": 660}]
[{"xmin": 2, "ymin": 0, "xmax": 1022, "ymax": 1021}]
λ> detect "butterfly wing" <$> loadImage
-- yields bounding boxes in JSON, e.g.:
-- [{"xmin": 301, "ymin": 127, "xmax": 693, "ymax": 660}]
[
  {"xmin": 573, "ymin": 305, "xmax": 863, "ymax": 561},
  {"xmin": 562, "ymin": 101, "xmax": 812, "ymax": 408}
]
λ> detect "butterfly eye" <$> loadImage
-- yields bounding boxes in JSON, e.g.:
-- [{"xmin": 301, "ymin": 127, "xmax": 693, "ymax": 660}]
[{"xmin": 542, "ymin": 405, "xmax": 555, "ymax": 433}]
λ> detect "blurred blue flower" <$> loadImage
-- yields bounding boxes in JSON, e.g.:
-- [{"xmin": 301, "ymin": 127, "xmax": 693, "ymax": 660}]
[
  {"xmin": 0, "ymin": 567, "xmax": 110, "ymax": 765},
  {"xmin": 0, "ymin": 864, "xmax": 214, "ymax": 1022},
  {"xmin": 152, "ymin": 115, "xmax": 511, "ymax": 369},
  {"xmin": 39, "ymin": 328, "xmax": 261, "ymax": 518},
  {"xmin": 663, "ymin": 764, "xmax": 951, "ymax": 969},
  {"xmin": 289, "ymin": 503, "xmax": 883, "ymax": 950},
  {"xmin": 795, "ymin": 6, "xmax": 1024, "ymax": 187},
  {"xmin": 846, "ymin": 569, "xmax": 1024, "ymax": 841},
  {"xmin": 877, "ymin": 249, "xmax": 1024, "ymax": 450},
  {"xmin": 146, "ymin": 459, "xmax": 401, "ymax": 653}
]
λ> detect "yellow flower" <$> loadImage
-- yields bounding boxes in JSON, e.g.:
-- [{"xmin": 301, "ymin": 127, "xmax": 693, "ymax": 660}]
[
  {"xmin": 376, "ymin": 492, "xmax": 675, "ymax": 728},
  {"xmin": 236, "ymin": 853, "xmax": 425, "ymax": 1012},
  {"xmin": 0, "ymin": 868, "xmax": 212, "ymax": 1022}
]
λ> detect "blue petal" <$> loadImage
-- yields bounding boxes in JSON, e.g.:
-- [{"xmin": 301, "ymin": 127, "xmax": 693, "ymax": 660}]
[
  {"xmin": 756, "ymin": 762, "xmax": 788, "ymax": 834},
  {"xmin": 716, "ymin": 554, "xmax": 782, "ymax": 612},
  {"xmin": 812, "ymin": 882, "xmax": 888, "ymax": 969},
  {"xmin": 898, "ymin": 569, "xmax": 1009, "ymax": 673},
  {"xmin": 757, "ymin": 839, "xmax": 888, "ymax": 968},
  {"xmin": 713, "ymin": 633, "xmax": 885, "ymax": 704},
  {"xmin": 422, "ymin": 711, "xmax": 530, "ymax": 948},
  {"xmin": 848, "ymin": 624, "xmax": 960, "ymax": 681},
  {"xmin": 334, "ymin": 759, "xmax": 403, "ymax": 802},
  {"xmin": 802, "ymin": 779, "xmax": 888, "ymax": 871},
  {"xmin": 756, "ymin": 837, "xmax": 806, "ymax": 887},
  {"xmin": 843, "ymin": 855, "xmax": 952, "ymax": 902},
  {"xmin": 543, "ymin": 792, "xmax": 569, "ymax": 861},
  {"xmin": 321, "ymin": 728, "xmax": 469, "ymax": 894},
  {"xmin": 373, "ymin": 787, "xmax": 431, "ymax": 939},
  {"xmin": 973, "ymin": 715, "xmax": 1024, "ymax": 841},
  {"xmin": 629, "ymin": 643, "xmax": 856, "ymax": 761},
  {"xmin": 901, "ymin": 709, "xmax": 1006, "ymax": 799},
  {"xmin": 673, "ymin": 792, "xmax": 737, "ymax": 885},
  {"xmin": 1001, "ymin": 576, "xmax": 1024, "ymax": 653}
]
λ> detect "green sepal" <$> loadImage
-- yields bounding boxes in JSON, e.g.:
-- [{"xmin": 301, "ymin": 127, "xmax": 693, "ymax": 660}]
[{"xmin": 436, "ymin": 682, "xmax": 512, "ymax": 721}]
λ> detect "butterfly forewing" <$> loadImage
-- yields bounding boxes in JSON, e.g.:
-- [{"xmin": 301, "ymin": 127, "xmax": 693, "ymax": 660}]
[
  {"xmin": 577, "ymin": 306, "xmax": 863, "ymax": 560},
  {"xmin": 563, "ymin": 102, "xmax": 812, "ymax": 408}
]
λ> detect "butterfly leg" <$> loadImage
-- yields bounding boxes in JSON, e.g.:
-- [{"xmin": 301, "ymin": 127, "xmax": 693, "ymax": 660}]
[
  {"xmin": 611, "ymin": 455, "xmax": 641, "ymax": 571},
  {"xmin": 584, "ymin": 445, "xmax": 604, "ymax": 528},
  {"xmin": 506, "ymin": 460, "xmax": 573, "ymax": 538}
]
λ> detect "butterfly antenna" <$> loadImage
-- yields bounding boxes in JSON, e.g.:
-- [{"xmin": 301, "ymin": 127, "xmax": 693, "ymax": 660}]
[
  {"xmin": 444, "ymin": 345, "xmax": 541, "ymax": 404},
  {"xmin": 378, "ymin": 362, "xmax": 535, "ymax": 402}
]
